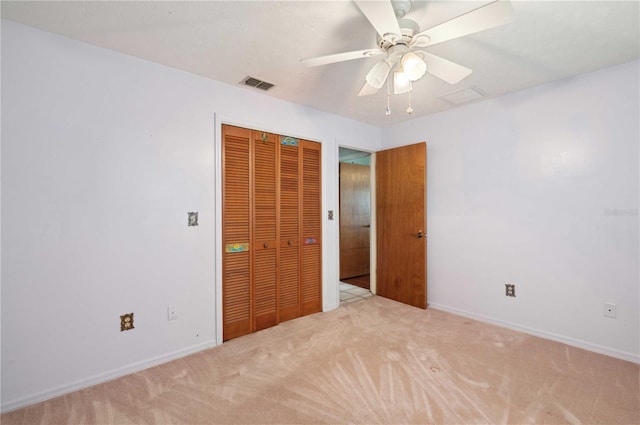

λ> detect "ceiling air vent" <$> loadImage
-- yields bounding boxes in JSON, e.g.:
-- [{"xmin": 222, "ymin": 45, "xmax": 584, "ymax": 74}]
[
  {"xmin": 438, "ymin": 87, "xmax": 486, "ymax": 106},
  {"xmin": 241, "ymin": 76, "xmax": 275, "ymax": 91}
]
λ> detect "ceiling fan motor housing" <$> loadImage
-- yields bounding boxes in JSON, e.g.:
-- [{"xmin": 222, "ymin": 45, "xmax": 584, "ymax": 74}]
[
  {"xmin": 377, "ymin": 23, "xmax": 418, "ymax": 51},
  {"xmin": 386, "ymin": 44, "xmax": 410, "ymax": 64}
]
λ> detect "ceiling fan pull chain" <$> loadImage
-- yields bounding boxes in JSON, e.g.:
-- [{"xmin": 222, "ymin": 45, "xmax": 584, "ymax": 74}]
[{"xmin": 386, "ymin": 74, "xmax": 392, "ymax": 116}]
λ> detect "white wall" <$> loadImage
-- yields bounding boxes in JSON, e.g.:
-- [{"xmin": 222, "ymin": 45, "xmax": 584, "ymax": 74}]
[
  {"xmin": 3, "ymin": 17, "xmax": 638, "ymax": 414},
  {"xmin": 383, "ymin": 60, "xmax": 640, "ymax": 362},
  {"xmin": 0, "ymin": 20, "xmax": 381, "ymax": 411}
]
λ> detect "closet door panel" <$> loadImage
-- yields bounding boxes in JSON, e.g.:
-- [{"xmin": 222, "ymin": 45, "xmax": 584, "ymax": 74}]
[
  {"xmin": 302, "ymin": 244, "xmax": 321, "ymax": 314},
  {"xmin": 253, "ymin": 138, "xmax": 277, "ymax": 242},
  {"xmin": 300, "ymin": 140, "xmax": 322, "ymax": 316},
  {"xmin": 223, "ymin": 251, "xmax": 251, "ymax": 339},
  {"xmin": 252, "ymin": 132, "xmax": 279, "ymax": 331},
  {"xmin": 253, "ymin": 248, "xmax": 277, "ymax": 330},
  {"xmin": 222, "ymin": 125, "xmax": 252, "ymax": 341},
  {"xmin": 279, "ymin": 140, "xmax": 300, "ymax": 322}
]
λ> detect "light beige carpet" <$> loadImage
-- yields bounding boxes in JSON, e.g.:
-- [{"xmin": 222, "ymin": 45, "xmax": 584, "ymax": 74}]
[{"xmin": 2, "ymin": 296, "xmax": 639, "ymax": 424}]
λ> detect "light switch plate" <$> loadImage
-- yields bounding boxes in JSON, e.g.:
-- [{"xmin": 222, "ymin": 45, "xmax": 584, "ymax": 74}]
[{"xmin": 188, "ymin": 212, "xmax": 198, "ymax": 226}]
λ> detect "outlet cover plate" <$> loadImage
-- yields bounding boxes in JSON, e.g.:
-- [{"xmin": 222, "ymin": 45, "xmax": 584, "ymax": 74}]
[
  {"xmin": 505, "ymin": 284, "xmax": 516, "ymax": 297},
  {"xmin": 168, "ymin": 305, "xmax": 178, "ymax": 321},
  {"xmin": 120, "ymin": 313, "xmax": 134, "ymax": 331},
  {"xmin": 604, "ymin": 302, "xmax": 616, "ymax": 318}
]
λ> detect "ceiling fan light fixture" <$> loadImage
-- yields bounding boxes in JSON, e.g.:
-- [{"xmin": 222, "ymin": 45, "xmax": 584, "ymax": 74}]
[
  {"xmin": 366, "ymin": 61, "xmax": 391, "ymax": 89},
  {"xmin": 401, "ymin": 52, "xmax": 427, "ymax": 81},
  {"xmin": 393, "ymin": 71, "xmax": 412, "ymax": 94}
]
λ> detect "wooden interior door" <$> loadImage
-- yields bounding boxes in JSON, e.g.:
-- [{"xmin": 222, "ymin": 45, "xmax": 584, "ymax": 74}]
[
  {"xmin": 222, "ymin": 125, "xmax": 253, "ymax": 340},
  {"xmin": 339, "ymin": 163, "xmax": 371, "ymax": 279},
  {"xmin": 252, "ymin": 131, "xmax": 279, "ymax": 331},
  {"xmin": 300, "ymin": 140, "xmax": 322, "ymax": 315},
  {"xmin": 376, "ymin": 142, "xmax": 426, "ymax": 309},
  {"xmin": 279, "ymin": 137, "xmax": 301, "ymax": 322}
]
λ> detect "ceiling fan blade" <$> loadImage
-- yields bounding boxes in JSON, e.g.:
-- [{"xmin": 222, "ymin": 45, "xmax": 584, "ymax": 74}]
[
  {"xmin": 301, "ymin": 49, "xmax": 383, "ymax": 67},
  {"xmin": 358, "ymin": 82, "xmax": 379, "ymax": 97},
  {"xmin": 354, "ymin": 0, "xmax": 402, "ymax": 41},
  {"xmin": 413, "ymin": 0, "xmax": 514, "ymax": 47},
  {"xmin": 422, "ymin": 52, "xmax": 472, "ymax": 84}
]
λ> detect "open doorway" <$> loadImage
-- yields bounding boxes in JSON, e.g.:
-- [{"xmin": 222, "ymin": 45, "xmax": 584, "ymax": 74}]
[{"xmin": 338, "ymin": 147, "xmax": 373, "ymax": 305}]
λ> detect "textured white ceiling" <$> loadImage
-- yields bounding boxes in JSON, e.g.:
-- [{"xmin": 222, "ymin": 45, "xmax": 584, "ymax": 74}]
[{"xmin": 2, "ymin": 1, "xmax": 639, "ymax": 126}]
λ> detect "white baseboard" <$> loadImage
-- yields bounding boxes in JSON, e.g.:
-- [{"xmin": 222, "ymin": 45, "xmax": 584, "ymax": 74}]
[
  {"xmin": 428, "ymin": 302, "xmax": 640, "ymax": 364},
  {"xmin": 1, "ymin": 340, "xmax": 217, "ymax": 414},
  {"xmin": 6, "ymin": 304, "xmax": 636, "ymax": 413}
]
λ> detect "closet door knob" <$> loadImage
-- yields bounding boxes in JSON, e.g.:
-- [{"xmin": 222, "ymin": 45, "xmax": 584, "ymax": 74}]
[
  {"xmin": 263, "ymin": 242, "xmax": 269, "ymax": 249},
  {"xmin": 288, "ymin": 240, "xmax": 292, "ymax": 246}
]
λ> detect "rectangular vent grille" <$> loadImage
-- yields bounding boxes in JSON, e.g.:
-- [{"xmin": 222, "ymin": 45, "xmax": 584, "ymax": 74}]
[
  {"xmin": 438, "ymin": 87, "xmax": 485, "ymax": 106},
  {"xmin": 241, "ymin": 76, "xmax": 275, "ymax": 91}
]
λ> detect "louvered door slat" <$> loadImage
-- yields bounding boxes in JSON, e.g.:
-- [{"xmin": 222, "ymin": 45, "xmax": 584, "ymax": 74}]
[
  {"xmin": 302, "ymin": 244, "xmax": 321, "ymax": 305},
  {"xmin": 301, "ymin": 140, "xmax": 322, "ymax": 316},
  {"xmin": 224, "ymin": 252, "xmax": 250, "ymax": 321},
  {"xmin": 279, "ymin": 142, "xmax": 300, "ymax": 322},
  {"xmin": 222, "ymin": 126, "xmax": 252, "ymax": 341},
  {"xmin": 253, "ymin": 132, "xmax": 278, "ymax": 331},
  {"xmin": 254, "ymin": 249, "xmax": 277, "ymax": 329},
  {"xmin": 279, "ymin": 246, "xmax": 299, "ymax": 322}
]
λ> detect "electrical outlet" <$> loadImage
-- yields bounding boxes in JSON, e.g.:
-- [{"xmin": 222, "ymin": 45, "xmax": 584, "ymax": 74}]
[
  {"xmin": 168, "ymin": 305, "xmax": 178, "ymax": 321},
  {"xmin": 604, "ymin": 302, "xmax": 616, "ymax": 318},
  {"xmin": 505, "ymin": 284, "xmax": 516, "ymax": 297},
  {"xmin": 120, "ymin": 313, "xmax": 134, "ymax": 331}
]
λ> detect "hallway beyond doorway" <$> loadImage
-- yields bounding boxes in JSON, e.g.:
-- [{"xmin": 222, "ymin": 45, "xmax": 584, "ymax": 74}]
[
  {"xmin": 340, "ymin": 274, "xmax": 370, "ymax": 290},
  {"xmin": 339, "ymin": 282, "xmax": 372, "ymax": 305}
]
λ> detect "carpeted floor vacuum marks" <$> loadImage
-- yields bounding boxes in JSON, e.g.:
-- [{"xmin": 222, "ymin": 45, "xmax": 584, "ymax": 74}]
[{"xmin": 2, "ymin": 296, "xmax": 638, "ymax": 424}]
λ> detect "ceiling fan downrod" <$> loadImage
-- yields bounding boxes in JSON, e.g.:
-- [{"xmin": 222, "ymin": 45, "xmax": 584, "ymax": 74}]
[{"xmin": 391, "ymin": 0, "xmax": 413, "ymax": 19}]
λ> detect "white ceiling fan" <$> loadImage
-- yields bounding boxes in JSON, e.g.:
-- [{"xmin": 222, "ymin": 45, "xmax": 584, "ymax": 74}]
[{"xmin": 301, "ymin": 0, "xmax": 515, "ymax": 97}]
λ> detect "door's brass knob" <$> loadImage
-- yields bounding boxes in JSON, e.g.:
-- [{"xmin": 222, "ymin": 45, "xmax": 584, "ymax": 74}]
[{"xmin": 416, "ymin": 230, "xmax": 424, "ymax": 238}]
